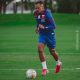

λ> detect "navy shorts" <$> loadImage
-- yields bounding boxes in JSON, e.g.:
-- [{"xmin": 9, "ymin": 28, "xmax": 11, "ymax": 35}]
[{"xmin": 38, "ymin": 33, "xmax": 56, "ymax": 49}]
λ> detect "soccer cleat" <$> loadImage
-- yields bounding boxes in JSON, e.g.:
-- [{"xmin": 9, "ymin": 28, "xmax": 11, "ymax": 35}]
[
  {"xmin": 55, "ymin": 62, "xmax": 62, "ymax": 73},
  {"xmin": 42, "ymin": 69, "xmax": 48, "ymax": 76}
]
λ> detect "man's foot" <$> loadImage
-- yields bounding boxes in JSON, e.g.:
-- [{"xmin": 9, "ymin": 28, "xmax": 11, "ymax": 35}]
[
  {"xmin": 55, "ymin": 62, "xmax": 62, "ymax": 73},
  {"xmin": 42, "ymin": 69, "xmax": 48, "ymax": 76}
]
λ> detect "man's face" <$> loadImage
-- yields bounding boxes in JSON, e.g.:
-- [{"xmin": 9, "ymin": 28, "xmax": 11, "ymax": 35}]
[{"xmin": 35, "ymin": 3, "xmax": 44, "ymax": 13}]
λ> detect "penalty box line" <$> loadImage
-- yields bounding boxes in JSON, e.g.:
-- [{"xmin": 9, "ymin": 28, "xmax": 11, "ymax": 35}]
[{"xmin": 0, "ymin": 68, "xmax": 80, "ymax": 71}]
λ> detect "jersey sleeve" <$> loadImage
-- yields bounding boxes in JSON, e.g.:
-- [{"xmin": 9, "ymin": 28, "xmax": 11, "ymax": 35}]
[
  {"xmin": 33, "ymin": 10, "xmax": 39, "ymax": 28},
  {"xmin": 45, "ymin": 9, "xmax": 56, "ymax": 30}
]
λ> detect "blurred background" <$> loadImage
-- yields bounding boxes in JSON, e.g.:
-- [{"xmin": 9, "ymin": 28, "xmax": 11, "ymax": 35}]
[{"xmin": 0, "ymin": 0, "xmax": 80, "ymax": 14}]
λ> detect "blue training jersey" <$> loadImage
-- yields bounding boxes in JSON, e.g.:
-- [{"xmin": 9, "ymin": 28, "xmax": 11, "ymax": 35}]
[{"xmin": 34, "ymin": 9, "xmax": 56, "ymax": 34}]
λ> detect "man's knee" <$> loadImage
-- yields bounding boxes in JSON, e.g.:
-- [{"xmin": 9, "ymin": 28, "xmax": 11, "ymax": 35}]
[
  {"xmin": 49, "ymin": 48, "xmax": 56, "ymax": 54},
  {"xmin": 38, "ymin": 43, "xmax": 44, "ymax": 53}
]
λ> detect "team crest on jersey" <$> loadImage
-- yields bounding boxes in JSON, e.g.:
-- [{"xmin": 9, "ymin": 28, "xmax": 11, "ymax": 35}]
[{"xmin": 41, "ymin": 15, "xmax": 45, "ymax": 19}]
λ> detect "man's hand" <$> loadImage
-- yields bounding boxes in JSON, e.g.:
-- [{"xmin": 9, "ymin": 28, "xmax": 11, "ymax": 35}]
[
  {"xmin": 35, "ymin": 28, "xmax": 39, "ymax": 34},
  {"xmin": 35, "ymin": 24, "xmax": 44, "ymax": 34},
  {"xmin": 39, "ymin": 24, "xmax": 44, "ymax": 29}
]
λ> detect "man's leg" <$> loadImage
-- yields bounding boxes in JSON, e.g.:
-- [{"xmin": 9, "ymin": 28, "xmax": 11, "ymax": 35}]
[
  {"xmin": 49, "ymin": 48, "xmax": 59, "ymax": 61},
  {"xmin": 38, "ymin": 43, "xmax": 45, "ymax": 62},
  {"xmin": 38, "ymin": 43, "xmax": 48, "ymax": 76},
  {"xmin": 49, "ymin": 48, "xmax": 62, "ymax": 73}
]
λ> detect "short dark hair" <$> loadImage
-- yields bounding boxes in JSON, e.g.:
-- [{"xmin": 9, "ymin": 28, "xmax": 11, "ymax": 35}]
[{"xmin": 35, "ymin": 1, "xmax": 44, "ymax": 5}]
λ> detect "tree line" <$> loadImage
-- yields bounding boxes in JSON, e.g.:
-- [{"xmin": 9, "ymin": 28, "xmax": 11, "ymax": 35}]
[{"xmin": 0, "ymin": 0, "xmax": 80, "ymax": 14}]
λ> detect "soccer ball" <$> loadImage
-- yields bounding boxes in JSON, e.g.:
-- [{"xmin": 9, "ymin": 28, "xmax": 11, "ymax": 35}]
[{"xmin": 26, "ymin": 69, "xmax": 37, "ymax": 79}]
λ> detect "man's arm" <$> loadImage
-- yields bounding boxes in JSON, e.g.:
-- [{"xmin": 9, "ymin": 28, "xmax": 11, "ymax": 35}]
[
  {"xmin": 34, "ymin": 10, "xmax": 39, "ymax": 34},
  {"xmin": 45, "ymin": 9, "xmax": 56, "ymax": 30},
  {"xmin": 35, "ymin": 20, "xmax": 39, "ymax": 34}
]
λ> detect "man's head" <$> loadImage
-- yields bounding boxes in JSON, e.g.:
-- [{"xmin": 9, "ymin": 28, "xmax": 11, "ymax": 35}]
[{"xmin": 35, "ymin": 1, "xmax": 44, "ymax": 13}]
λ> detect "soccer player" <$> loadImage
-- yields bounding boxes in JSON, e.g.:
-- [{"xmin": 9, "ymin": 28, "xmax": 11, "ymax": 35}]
[{"xmin": 34, "ymin": 1, "xmax": 62, "ymax": 76}]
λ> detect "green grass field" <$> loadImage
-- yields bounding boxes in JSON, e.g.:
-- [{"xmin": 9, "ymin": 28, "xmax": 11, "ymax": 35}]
[{"xmin": 0, "ymin": 13, "xmax": 80, "ymax": 80}]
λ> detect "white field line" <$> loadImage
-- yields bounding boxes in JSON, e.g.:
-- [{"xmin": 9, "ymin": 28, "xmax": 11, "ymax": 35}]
[
  {"xmin": 0, "ymin": 68, "xmax": 80, "ymax": 71},
  {"xmin": 0, "ymin": 53, "xmax": 80, "ymax": 55}
]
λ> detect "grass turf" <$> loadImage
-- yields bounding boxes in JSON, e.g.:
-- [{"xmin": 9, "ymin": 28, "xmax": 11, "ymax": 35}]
[
  {"xmin": 0, "ymin": 54, "xmax": 80, "ymax": 80},
  {"xmin": 0, "ymin": 13, "xmax": 80, "ymax": 80}
]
